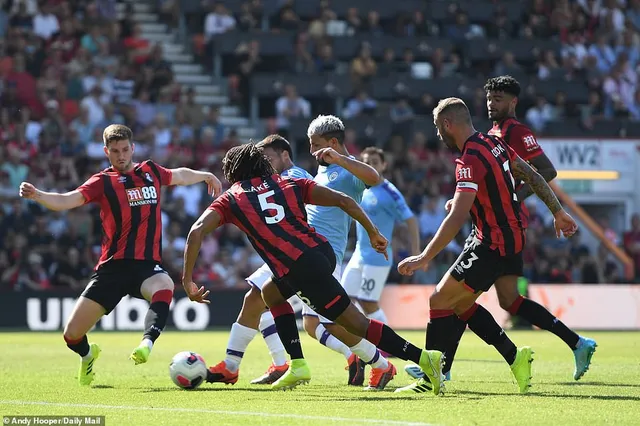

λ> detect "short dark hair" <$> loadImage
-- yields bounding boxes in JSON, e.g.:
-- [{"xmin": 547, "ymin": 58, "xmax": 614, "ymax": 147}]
[
  {"xmin": 103, "ymin": 124, "xmax": 133, "ymax": 146},
  {"xmin": 222, "ymin": 143, "xmax": 276, "ymax": 184},
  {"xmin": 361, "ymin": 146, "xmax": 385, "ymax": 163},
  {"xmin": 255, "ymin": 134, "xmax": 293, "ymax": 158},
  {"xmin": 484, "ymin": 75, "xmax": 521, "ymax": 97}
]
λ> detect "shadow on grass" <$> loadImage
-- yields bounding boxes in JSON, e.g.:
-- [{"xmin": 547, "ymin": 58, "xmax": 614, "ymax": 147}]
[
  {"xmin": 455, "ymin": 389, "xmax": 640, "ymax": 402},
  {"xmin": 554, "ymin": 381, "xmax": 640, "ymax": 389},
  {"xmin": 137, "ymin": 386, "xmax": 278, "ymax": 393},
  {"xmin": 91, "ymin": 385, "xmax": 115, "ymax": 389}
]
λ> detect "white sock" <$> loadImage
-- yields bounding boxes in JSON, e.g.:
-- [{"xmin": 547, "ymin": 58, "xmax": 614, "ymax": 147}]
[
  {"xmin": 367, "ymin": 308, "xmax": 388, "ymax": 324},
  {"xmin": 142, "ymin": 338, "xmax": 153, "ymax": 351},
  {"xmin": 81, "ymin": 347, "xmax": 93, "ymax": 362},
  {"xmin": 259, "ymin": 311, "xmax": 287, "ymax": 367},
  {"xmin": 314, "ymin": 324, "xmax": 352, "ymax": 359},
  {"xmin": 224, "ymin": 322, "xmax": 258, "ymax": 373},
  {"xmin": 350, "ymin": 339, "xmax": 388, "ymax": 369}
]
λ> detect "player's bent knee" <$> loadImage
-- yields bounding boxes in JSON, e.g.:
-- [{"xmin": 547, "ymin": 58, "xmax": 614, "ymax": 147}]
[
  {"xmin": 334, "ymin": 304, "xmax": 369, "ymax": 338},
  {"xmin": 238, "ymin": 287, "xmax": 265, "ymax": 327},
  {"xmin": 303, "ymin": 315, "xmax": 319, "ymax": 338},
  {"xmin": 141, "ymin": 273, "xmax": 174, "ymax": 301},
  {"xmin": 262, "ymin": 281, "xmax": 285, "ymax": 308}
]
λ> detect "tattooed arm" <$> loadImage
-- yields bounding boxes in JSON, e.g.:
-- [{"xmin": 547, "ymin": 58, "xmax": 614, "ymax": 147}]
[
  {"xmin": 511, "ymin": 155, "xmax": 562, "ymax": 214},
  {"xmin": 515, "ymin": 153, "xmax": 558, "ymax": 201}
]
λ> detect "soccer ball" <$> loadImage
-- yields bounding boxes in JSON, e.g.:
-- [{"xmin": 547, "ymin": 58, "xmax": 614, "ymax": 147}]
[{"xmin": 169, "ymin": 351, "xmax": 208, "ymax": 390}]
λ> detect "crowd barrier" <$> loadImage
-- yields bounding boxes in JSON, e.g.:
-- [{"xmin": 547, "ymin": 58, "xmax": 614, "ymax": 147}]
[{"xmin": 0, "ymin": 285, "xmax": 638, "ymax": 331}]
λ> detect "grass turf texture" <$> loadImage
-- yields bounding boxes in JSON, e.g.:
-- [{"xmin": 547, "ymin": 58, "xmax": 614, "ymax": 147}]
[{"xmin": 0, "ymin": 331, "xmax": 638, "ymax": 425}]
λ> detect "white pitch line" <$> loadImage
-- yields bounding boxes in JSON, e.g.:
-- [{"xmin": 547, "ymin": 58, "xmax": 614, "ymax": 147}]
[{"xmin": 0, "ymin": 400, "xmax": 438, "ymax": 426}]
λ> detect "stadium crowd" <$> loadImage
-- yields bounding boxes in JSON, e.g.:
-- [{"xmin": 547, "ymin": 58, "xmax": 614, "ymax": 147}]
[{"xmin": 1, "ymin": 0, "xmax": 637, "ymax": 291}]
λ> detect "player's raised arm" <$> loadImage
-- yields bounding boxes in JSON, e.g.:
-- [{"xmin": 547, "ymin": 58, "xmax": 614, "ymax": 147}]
[
  {"xmin": 170, "ymin": 167, "xmax": 222, "ymax": 197},
  {"xmin": 314, "ymin": 148, "xmax": 381, "ymax": 186},
  {"xmin": 182, "ymin": 207, "xmax": 223, "ymax": 303},
  {"xmin": 307, "ymin": 183, "xmax": 388, "ymax": 258},
  {"xmin": 510, "ymin": 155, "xmax": 577, "ymax": 238}
]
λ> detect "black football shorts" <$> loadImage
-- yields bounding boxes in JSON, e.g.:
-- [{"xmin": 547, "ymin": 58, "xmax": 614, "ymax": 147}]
[
  {"xmin": 449, "ymin": 236, "xmax": 523, "ymax": 293},
  {"xmin": 274, "ymin": 242, "xmax": 351, "ymax": 320},
  {"xmin": 81, "ymin": 259, "xmax": 169, "ymax": 314}
]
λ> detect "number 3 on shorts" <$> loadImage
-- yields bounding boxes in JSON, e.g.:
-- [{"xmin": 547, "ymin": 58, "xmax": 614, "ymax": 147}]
[
  {"xmin": 258, "ymin": 190, "xmax": 285, "ymax": 224},
  {"xmin": 459, "ymin": 252, "xmax": 479, "ymax": 269}
]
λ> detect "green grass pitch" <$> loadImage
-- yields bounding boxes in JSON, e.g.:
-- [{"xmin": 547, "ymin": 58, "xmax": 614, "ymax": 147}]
[{"xmin": 0, "ymin": 330, "xmax": 638, "ymax": 425}]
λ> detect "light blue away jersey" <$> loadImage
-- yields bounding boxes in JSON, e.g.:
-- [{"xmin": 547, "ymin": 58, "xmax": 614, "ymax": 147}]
[
  {"xmin": 354, "ymin": 179, "xmax": 414, "ymax": 267},
  {"xmin": 281, "ymin": 165, "xmax": 313, "ymax": 180},
  {"xmin": 305, "ymin": 161, "xmax": 366, "ymax": 265}
]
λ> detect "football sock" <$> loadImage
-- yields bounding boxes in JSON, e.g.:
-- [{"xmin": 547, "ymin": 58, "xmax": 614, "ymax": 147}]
[
  {"xmin": 64, "ymin": 335, "xmax": 90, "ymax": 359},
  {"xmin": 270, "ymin": 302, "xmax": 304, "ymax": 360},
  {"xmin": 142, "ymin": 289, "xmax": 173, "ymax": 345},
  {"xmin": 225, "ymin": 322, "xmax": 258, "ymax": 373},
  {"xmin": 461, "ymin": 304, "xmax": 517, "ymax": 365},
  {"xmin": 259, "ymin": 311, "xmax": 287, "ymax": 367},
  {"xmin": 365, "ymin": 319, "xmax": 423, "ymax": 364},
  {"xmin": 509, "ymin": 296, "xmax": 580, "ymax": 349},
  {"xmin": 350, "ymin": 339, "xmax": 388, "ymax": 369},
  {"xmin": 315, "ymin": 324, "xmax": 352, "ymax": 359},
  {"xmin": 367, "ymin": 308, "xmax": 388, "ymax": 324},
  {"xmin": 443, "ymin": 316, "xmax": 467, "ymax": 374},
  {"xmin": 425, "ymin": 310, "xmax": 465, "ymax": 374}
]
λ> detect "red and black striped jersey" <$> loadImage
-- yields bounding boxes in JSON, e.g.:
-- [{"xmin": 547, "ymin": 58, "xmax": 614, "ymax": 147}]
[
  {"xmin": 455, "ymin": 132, "xmax": 527, "ymax": 256},
  {"xmin": 78, "ymin": 160, "xmax": 172, "ymax": 269},
  {"xmin": 488, "ymin": 117, "xmax": 543, "ymax": 161},
  {"xmin": 208, "ymin": 174, "xmax": 328, "ymax": 279}
]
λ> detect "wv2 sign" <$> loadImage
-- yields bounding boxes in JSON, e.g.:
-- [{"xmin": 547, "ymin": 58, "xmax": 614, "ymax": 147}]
[{"xmin": 553, "ymin": 143, "xmax": 601, "ymax": 168}]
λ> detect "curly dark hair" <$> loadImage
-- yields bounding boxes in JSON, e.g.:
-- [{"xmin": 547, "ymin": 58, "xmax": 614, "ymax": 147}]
[
  {"xmin": 222, "ymin": 143, "xmax": 276, "ymax": 184},
  {"xmin": 483, "ymin": 75, "xmax": 521, "ymax": 97}
]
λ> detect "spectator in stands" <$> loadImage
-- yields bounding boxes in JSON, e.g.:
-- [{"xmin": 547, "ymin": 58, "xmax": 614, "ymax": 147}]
[
  {"xmin": 343, "ymin": 89, "xmax": 377, "ymax": 119},
  {"xmin": 526, "ymin": 96, "xmax": 554, "ymax": 132},
  {"xmin": 275, "ymin": 84, "xmax": 311, "ymax": 138},
  {"xmin": 350, "ymin": 42, "xmax": 377, "ymax": 87},
  {"xmin": 204, "ymin": 2, "xmax": 236, "ymax": 41}
]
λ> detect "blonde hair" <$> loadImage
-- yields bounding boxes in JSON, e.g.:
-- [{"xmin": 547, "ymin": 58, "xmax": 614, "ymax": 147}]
[{"xmin": 432, "ymin": 97, "xmax": 471, "ymax": 124}]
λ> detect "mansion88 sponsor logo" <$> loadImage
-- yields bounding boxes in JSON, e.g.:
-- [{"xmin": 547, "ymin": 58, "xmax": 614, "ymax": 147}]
[{"xmin": 127, "ymin": 186, "xmax": 158, "ymax": 207}]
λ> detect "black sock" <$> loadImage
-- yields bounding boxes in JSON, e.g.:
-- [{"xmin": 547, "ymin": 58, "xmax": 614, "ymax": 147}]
[
  {"xmin": 366, "ymin": 319, "xmax": 422, "ymax": 364},
  {"xmin": 143, "ymin": 290, "xmax": 173, "ymax": 343},
  {"xmin": 511, "ymin": 297, "xmax": 580, "ymax": 349},
  {"xmin": 271, "ymin": 303, "xmax": 304, "ymax": 360},
  {"xmin": 64, "ymin": 335, "xmax": 90, "ymax": 357},
  {"xmin": 462, "ymin": 304, "xmax": 517, "ymax": 365},
  {"xmin": 443, "ymin": 316, "xmax": 467, "ymax": 374},
  {"xmin": 425, "ymin": 310, "xmax": 461, "ymax": 351}
]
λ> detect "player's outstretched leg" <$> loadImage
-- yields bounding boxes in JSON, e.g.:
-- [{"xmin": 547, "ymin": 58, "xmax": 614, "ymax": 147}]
[
  {"xmin": 262, "ymin": 281, "xmax": 310, "ymax": 391},
  {"xmin": 462, "ymin": 303, "xmax": 533, "ymax": 394},
  {"xmin": 131, "ymin": 273, "xmax": 174, "ymax": 365},
  {"xmin": 63, "ymin": 296, "xmax": 106, "ymax": 386},
  {"xmin": 208, "ymin": 286, "xmax": 263, "ymax": 384},
  {"xmin": 329, "ymin": 305, "xmax": 443, "ymax": 395},
  {"xmin": 497, "ymin": 277, "xmax": 596, "ymax": 380},
  {"xmin": 251, "ymin": 310, "xmax": 289, "ymax": 384}
]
